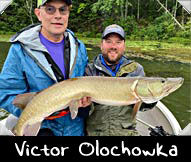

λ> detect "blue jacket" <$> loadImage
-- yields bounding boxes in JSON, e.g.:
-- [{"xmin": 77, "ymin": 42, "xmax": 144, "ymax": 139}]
[{"xmin": 0, "ymin": 25, "xmax": 88, "ymax": 136}]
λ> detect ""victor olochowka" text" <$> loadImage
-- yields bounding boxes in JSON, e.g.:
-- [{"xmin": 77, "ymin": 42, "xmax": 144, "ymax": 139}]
[{"xmin": 15, "ymin": 140, "xmax": 178, "ymax": 157}]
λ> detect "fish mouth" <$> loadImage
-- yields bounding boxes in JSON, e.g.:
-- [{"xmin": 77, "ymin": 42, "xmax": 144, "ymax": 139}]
[
  {"xmin": 164, "ymin": 77, "xmax": 184, "ymax": 95},
  {"xmin": 143, "ymin": 77, "xmax": 184, "ymax": 104}
]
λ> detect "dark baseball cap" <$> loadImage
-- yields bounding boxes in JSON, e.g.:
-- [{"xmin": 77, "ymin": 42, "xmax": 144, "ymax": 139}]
[
  {"xmin": 102, "ymin": 24, "xmax": 125, "ymax": 40},
  {"xmin": 38, "ymin": 0, "xmax": 72, "ymax": 7}
]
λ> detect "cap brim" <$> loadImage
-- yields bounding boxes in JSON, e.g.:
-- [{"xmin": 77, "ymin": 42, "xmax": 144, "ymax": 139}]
[
  {"xmin": 102, "ymin": 32, "xmax": 125, "ymax": 40},
  {"xmin": 40, "ymin": 0, "xmax": 72, "ymax": 7}
]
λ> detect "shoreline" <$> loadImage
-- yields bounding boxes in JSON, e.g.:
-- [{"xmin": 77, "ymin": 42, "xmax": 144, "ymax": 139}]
[
  {"xmin": 80, "ymin": 37, "xmax": 191, "ymax": 64},
  {"xmin": 1, "ymin": 34, "xmax": 191, "ymax": 64}
]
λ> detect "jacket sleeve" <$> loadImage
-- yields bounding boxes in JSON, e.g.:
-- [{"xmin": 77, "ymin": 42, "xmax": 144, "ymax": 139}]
[
  {"xmin": 84, "ymin": 63, "xmax": 96, "ymax": 76},
  {"xmin": 139, "ymin": 102, "xmax": 157, "ymax": 111},
  {"xmin": 0, "ymin": 44, "xmax": 28, "ymax": 117},
  {"xmin": 79, "ymin": 40, "xmax": 89, "ymax": 72},
  {"xmin": 129, "ymin": 63, "xmax": 145, "ymax": 77}
]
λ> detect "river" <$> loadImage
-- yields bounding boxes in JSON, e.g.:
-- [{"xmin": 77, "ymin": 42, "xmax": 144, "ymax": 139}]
[
  {"xmin": 86, "ymin": 44, "xmax": 191, "ymax": 129},
  {"xmin": 0, "ymin": 42, "xmax": 190, "ymax": 128}
]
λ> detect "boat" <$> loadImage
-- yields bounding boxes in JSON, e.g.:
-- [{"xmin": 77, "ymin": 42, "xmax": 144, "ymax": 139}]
[
  {"xmin": 136, "ymin": 101, "xmax": 182, "ymax": 136},
  {"xmin": 0, "ymin": 101, "xmax": 190, "ymax": 136}
]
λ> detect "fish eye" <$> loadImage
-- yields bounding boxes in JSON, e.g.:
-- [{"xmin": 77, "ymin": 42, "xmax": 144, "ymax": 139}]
[{"xmin": 161, "ymin": 79, "xmax": 166, "ymax": 83}]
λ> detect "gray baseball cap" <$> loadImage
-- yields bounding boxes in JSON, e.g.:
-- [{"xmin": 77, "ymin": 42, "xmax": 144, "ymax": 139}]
[
  {"xmin": 102, "ymin": 24, "xmax": 125, "ymax": 40},
  {"xmin": 38, "ymin": 0, "xmax": 72, "ymax": 7}
]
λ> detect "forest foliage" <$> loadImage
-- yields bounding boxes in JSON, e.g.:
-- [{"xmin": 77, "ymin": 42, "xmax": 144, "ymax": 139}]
[{"xmin": 0, "ymin": 0, "xmax": 191, "ymax": 41}]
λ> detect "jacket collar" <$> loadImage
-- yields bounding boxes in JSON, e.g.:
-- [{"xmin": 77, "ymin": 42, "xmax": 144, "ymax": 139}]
[
  {"xmin": 10, "ymin": 24, "xmax": 47, "ymax": 52},
  {"xmin": 10, "ymin": 24, "xmax": 79, "ymax": 82},
  {"xmin": 93, "ymin": 54, "xmax": 133, "ymax": 76}
]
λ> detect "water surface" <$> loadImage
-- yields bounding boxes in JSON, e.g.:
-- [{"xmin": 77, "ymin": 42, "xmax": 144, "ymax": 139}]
[{"xmin": 0, "ymin": 42, "xmax": 190, "ymax": 128}]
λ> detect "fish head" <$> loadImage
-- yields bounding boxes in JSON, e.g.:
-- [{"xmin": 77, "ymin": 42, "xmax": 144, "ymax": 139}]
[{"xmin": 136, "ymin": 77, "xmax": 184, "ymax": 104}]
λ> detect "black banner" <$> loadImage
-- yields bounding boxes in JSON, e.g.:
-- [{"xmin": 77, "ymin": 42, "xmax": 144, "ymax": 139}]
[{"xmin": 0, "ymin": 136, "xmax": 190, "ymax": 161}]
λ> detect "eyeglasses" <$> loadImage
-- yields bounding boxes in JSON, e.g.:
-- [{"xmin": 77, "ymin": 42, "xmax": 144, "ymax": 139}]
[{"xmin": 41, "ymin": 5, "xmax": 69, "ymax": 15}]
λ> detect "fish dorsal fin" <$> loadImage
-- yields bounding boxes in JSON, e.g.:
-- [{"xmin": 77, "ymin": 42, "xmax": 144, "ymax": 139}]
[{"xmin": 12, "ymin": 92, "xmax": 37, "ymax": 109}]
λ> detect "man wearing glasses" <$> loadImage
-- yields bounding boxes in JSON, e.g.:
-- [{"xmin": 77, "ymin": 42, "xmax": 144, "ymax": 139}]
[{"xmin": 0, "ymin": 0, "xmax": 91, "ymax": 136}]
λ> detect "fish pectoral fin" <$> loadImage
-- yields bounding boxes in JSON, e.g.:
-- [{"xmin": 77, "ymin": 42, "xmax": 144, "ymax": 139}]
[
  {"xmin": 23, "ymin": 122, "xmax": 41, "ymax": 136},
  {"xmin": 131, "ymin": 101, "xmax": 143, "ymax": 121},
  {"xmin": 12, "ymin": 92, "xmax": 37, "ymax": 109},
  {"xmin": 69, "ymin": 100, "xmax": 80, "ymax": 119}
]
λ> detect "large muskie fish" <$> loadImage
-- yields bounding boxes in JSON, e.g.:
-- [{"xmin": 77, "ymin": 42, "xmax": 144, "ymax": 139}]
[{"xmin": 12, "ymin": 76, "xmax": 184, "ymax": 136}]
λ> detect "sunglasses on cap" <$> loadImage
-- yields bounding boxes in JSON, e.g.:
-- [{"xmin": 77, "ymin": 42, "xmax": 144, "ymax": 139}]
[{"xmin": 41, "ymin": 5, "xmax": 69, "ymax": 15}]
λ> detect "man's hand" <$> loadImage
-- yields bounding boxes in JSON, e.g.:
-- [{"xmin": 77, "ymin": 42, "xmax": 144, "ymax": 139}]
[{"xmin": 79, "ymin": 97, "xmax": 91, "ymax": 107}]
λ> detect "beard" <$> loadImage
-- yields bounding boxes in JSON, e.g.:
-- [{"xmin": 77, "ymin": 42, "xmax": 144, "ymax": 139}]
[{"xmin": 102, "ymin": 49, "xmax": 123, "ymax": 65}]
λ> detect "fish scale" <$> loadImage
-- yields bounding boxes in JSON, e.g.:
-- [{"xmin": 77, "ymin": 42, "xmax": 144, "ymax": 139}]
[{"xmin": 13, "ymin": 76, "xmax": 184, "ymax": 136}]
